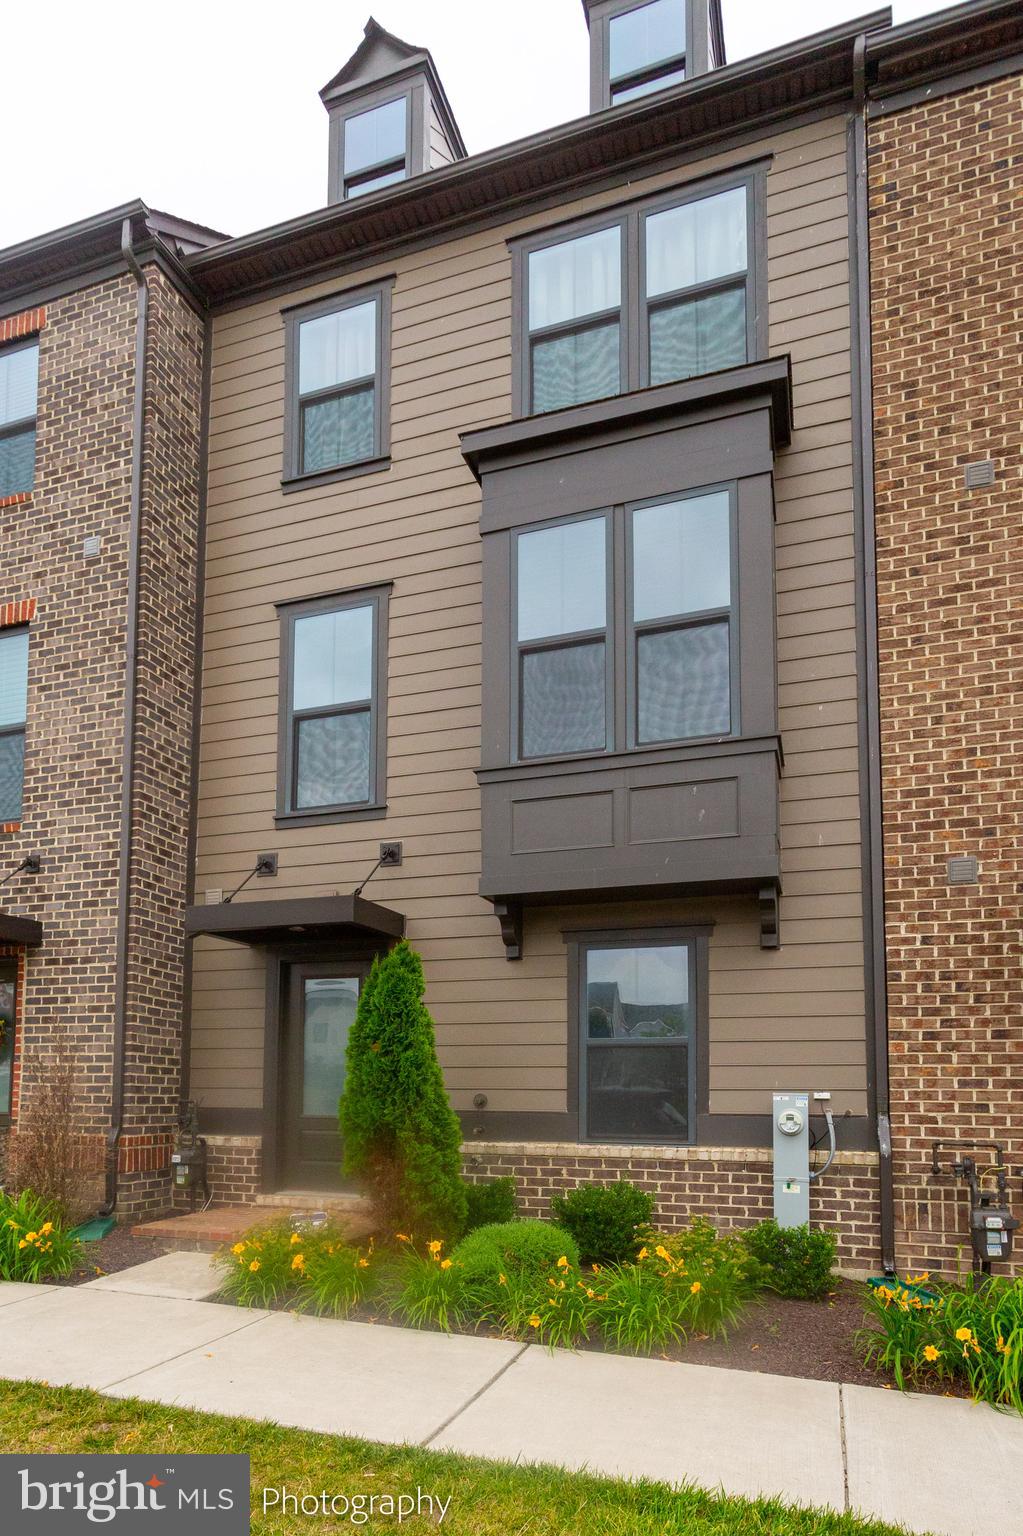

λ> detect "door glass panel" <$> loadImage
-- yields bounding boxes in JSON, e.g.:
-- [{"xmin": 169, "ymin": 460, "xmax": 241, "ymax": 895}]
[
  {"xmin": 645, "ymin": 187, "xmax": 747, "ymax": 297},
  {"xmin": 528, "ymin": 228, "xmax": 621, "ymax": 330},
  {"xmin": 293, "ymin": 604, "xmax": 373, "ymax": 711},
  {"xmin": 518, "ymin": 517, "xmax": 606, "ymax": 642},
  {"xmin": 633, "ymin": 492, "xmax": 730, "ymax": 621},
  {"xmin": 302, "ymin": 976, "xmax": 359, "ymax": 1118}
]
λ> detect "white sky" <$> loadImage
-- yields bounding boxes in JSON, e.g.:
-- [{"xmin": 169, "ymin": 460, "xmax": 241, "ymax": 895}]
[{"xmin": 1, "ymin": 0, "xmax": 960, "ymax": 250}]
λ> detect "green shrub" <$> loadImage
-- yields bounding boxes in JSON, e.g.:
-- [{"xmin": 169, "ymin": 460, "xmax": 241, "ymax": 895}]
[
  {"xmin": 549, "ymin": 1181, "xmax": 653, "ymax": 1265},
  {"xmin": 0, "ymin": 1189, "xmax": 80, "ymax": 1281},
  {"xmin": 862, "ymin": 1272, "xmax": 1023, "ymax": 1410},
  {"xmin": 340, "ymin": 941, "xmax": 466, "ymax": 1240},
  {"xmin": 216, "ymin": 1221, "xmax": 345, "ymax": 1309},
  {"xmin": 741, "ymin": 1220, "xmax": 836, "ymax": 1300},
  {"xmin": 462, "ymin": 1177, "xmax": 517, "ymax": 1235},
  {"xmin": 452, "ymin": 1220, "xmax": 580, "ymax": 1287}
]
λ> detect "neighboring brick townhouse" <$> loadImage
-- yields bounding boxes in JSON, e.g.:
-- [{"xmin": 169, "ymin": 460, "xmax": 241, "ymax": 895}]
[{"xmin": 0, "ymin": 0, "xmax": 1019, "ymax": 1275}]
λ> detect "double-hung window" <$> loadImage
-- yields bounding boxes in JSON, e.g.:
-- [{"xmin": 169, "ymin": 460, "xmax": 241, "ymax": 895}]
[
  {"xmin": 284, "ymin": 283, "xmax": 391, "ymax": 485},
  {"xmin": 516, "ymin": 176, "xmax": 755, "ymax": 415},
  {"xmin": 513, "ymin": 487, "xmax": 734, "ymax": 760},
  {"xmin": 0, "ymin": 628, "xmax": 28, "ymax": 823},
  {"xmin": 0, "ymin": 959, "xmax": 16, "ymax": 1122},
  {"xmin": 277, "ymin": 588, "xmax": 388, "ymax": 822},
  {"xmin": 577, "ymin": 933, "xmax": 699, "ymax": 1142},
  {"xmin": 341, "ymin": 96, "xmax": 408, "ymax": 199},
  {"xmin": 608, "ymin": 0, "xmax": 686, "ymax": 103},
  {"xmin": 0, "ymin": 340, "xmax": 38, "ymax": 499}
]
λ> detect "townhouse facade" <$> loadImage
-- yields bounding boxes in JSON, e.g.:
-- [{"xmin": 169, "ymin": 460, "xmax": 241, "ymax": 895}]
[{"xmin": 0, "ymin": 0, "xmax": 1019, "ymax": 1271}]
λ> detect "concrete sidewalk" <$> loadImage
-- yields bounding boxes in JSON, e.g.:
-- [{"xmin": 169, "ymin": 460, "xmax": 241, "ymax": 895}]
[{"xmin": 1, "ymin": 1258, "xmax": 1018, "ymax": 1536}]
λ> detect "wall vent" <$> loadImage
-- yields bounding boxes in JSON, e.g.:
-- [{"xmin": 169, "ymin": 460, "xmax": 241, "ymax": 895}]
[
  {"xmin": 964, "ymin": 460, "xmax": 995, "ymax": 490},
  {"xmin": 948, "ymin": 855, "xmax": 978, "ymax": 885}
]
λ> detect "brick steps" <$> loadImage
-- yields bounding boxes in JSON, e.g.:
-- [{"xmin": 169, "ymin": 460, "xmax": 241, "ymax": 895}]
[{"xmin": 133, "ymin": 1201, "xmax": 376, "ymax": 1253}]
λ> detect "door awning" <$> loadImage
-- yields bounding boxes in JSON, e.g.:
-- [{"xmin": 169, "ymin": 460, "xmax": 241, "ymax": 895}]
[
  {"xmin": 0, "ymin": 910, "xmax": 43, "ymax": 946},
  {"xmin": 184, "ymin": 893, "xmax": 405, "ymax": 948}
]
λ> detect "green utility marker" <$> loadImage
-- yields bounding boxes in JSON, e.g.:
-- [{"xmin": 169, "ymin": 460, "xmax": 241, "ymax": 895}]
[{"xmin": 69, "ymin": 1216, "xmax": 116, "ymax": 1242}]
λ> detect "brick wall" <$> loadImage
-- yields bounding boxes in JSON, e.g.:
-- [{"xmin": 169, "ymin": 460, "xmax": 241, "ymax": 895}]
[
  {"xmin": 869, "ymin": 73, "xmax": 1023, "ymax": 1274},
  {"xmin": 171, "ymin": 1135, "xmax": 263, "ymax": 1208},
  {"xmin": 0, "ymin": 269, "xmax": 205, "ymax": 1221},
  {"xmin": 464, "ymin": 1142, "xmax": 881, "ymax": 1273}
]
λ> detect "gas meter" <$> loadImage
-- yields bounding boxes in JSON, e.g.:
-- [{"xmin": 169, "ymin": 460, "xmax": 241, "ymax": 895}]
[
  {"xmin": 932, "ymin": 1142, "xmax": 1019, "ymax": 1273},
  {"xmin": 171, "ymin": 1100, "xmax": 209, "ymax": 1209}
]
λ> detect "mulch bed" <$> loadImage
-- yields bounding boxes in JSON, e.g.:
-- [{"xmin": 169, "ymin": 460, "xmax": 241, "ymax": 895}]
[{"xmin": 49, "ymin": 1229, "xmax": 170, "ymax": 1287}]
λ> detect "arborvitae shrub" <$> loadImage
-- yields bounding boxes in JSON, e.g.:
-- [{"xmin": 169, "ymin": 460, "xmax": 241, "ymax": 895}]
[{"xmin": 340, "ymin": 941, "xmax": 466, "ymax": 1240}]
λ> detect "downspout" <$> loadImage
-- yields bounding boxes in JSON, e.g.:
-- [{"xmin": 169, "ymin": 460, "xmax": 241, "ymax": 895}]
[
  {"xmin": 850, "ymin": 34, "xmax": 896, "ymax": 1275},
  {"xmin": 100, "ymin": 218, "xmax": 149, "ymax": 1216}
]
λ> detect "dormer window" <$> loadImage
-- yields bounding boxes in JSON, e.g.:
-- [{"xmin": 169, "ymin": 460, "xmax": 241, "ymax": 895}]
[
  {"xmin": 342, "ymin": 94, "xmax": 409, "ymax": 199},
  {"xmin": 609, "ymin": 0, "xmax": 686, "ymax": 103}
]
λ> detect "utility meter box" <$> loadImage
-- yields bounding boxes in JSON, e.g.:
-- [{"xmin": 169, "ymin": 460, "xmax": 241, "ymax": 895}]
[{"xmin": 773, "ymin": 1091, "xmax": 810, "ymax": 1227}]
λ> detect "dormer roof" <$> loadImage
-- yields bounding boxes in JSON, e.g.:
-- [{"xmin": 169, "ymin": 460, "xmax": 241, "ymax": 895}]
[{"xmin": 319, "ymin": 16, "xmax": 467, "ymax": 159}]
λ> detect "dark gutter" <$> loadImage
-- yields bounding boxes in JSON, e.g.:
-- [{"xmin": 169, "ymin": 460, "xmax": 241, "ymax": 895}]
[
  {"xmin": 185, "ymin": 10, "xmax": 890, "ymax": 302},
  {"xmin": 100, "ymin": 217, "xmax": 149, "ymax": 1219},
  {"xmin": 850, "ymin": 33, "xmax": 896, "ymax": 1277}
]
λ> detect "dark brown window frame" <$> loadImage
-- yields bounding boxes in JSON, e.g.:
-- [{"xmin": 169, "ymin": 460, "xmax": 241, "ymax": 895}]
[
  {"xmin": 509, "ymin": 482, "xmax": 739, "ymax": 765},
  {"xmin": 510, "ymin": 164, "xmax": 766, "ymax": 418},
  {"xmin": 0, "ymin": 623, "xmax": 29, "ymax": 824},
  {"xmin": 275, "ymin": 584, "xmax": 390, "ymax": 828},
  {"xmin": 281, "ymin": 279, "xmax": 393, "ymax": 493},
  {"xmin": 326, "ymin": 80, "xmax": 426, "ymax": 207},
  {"xmin": 0, "ymin": 955, "xmax": 17, "ymax": 1125},
  {"xmin": 0, "ymin": 336, "xmax": 39, "ymax": 499},
  {"xmin": 607, "ymin": 0, "xmax": 688, "ymax": 104},
  {"xmin": 566, "ymin": 923, "xmax": 711, "ymax": 1146}
]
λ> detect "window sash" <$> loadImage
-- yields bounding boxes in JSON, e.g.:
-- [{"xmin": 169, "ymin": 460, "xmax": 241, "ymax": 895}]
[
  {"xmin": 0, "ymin": 724, "xmax": 25, "ymax": 824},
  {"xmin": 298, "ymin": 378, "xmax": 376, "ymax": 475},
  {"xmin": 278, "ymin": 590, "xmax": 387, "ymax": 819},
  {"xmin": 579, "ymin": 936, "xmax": 697, "ymax": 1145},
  {"xmin": 516, "ymin": 178, "xmax": 755, "ymax": 416},
  {"xmin": 285, "ymin": 289, "xmax": 388, "ymax": 482}
]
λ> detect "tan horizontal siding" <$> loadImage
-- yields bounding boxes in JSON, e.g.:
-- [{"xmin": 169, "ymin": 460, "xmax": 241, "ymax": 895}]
[{"xmin": 188, "ymin": 111, "xmax": 869, "ymax": 1128}]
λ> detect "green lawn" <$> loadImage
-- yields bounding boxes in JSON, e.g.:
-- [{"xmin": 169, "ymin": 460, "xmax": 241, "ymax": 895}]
[{"xmin": 0, "ymin": 1379, "xmax": 910, "ymax": 1536}]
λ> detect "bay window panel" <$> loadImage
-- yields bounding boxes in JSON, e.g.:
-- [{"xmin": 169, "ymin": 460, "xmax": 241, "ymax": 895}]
[
  {"xmin": 343, "ymin": 97, "xmax": 406, "ymax": 177},
  {"xmin": 296, "ymin": 709, "xmax": 372, "ymax": 809},
  {"xmin": 528, "ymin": 228, "xmax": 621, "ymax": 330},
  {"xmin": 293, "ymin": 604, "xmax": 373, "ymax": 712},
  {"xmin": 521, "ymin": 641, "xmax": 606, "ymax": 758},
  {"xmin": 301, "ymin": 385, "xmax": 375, "ymax": 473},
  {"xmin": 649, "ymin": 286, "xmax": 746, "ymax": 385},
  {"xmin": 517, "ymin": 517, "xmax": 606, "ymax": 642},
  {"xmin": 637, "ymin": 620, "xmax": 730, "ymax": 742},
  {"xmin": 299, "ymin": 304, "xmax": 376, "ymax": 396},
  {"xmin": 632, "ymin": 492, "xmax": 730, "ymax": 621},
  {"xmin": 645, "ymin": 188, "xmax": 747, "ymax": 297}
]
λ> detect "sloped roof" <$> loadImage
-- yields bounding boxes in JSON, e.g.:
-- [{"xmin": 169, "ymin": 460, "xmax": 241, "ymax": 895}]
[{"xmin": 320, "ymin": 17, "xmax": 435, "ymax": 103}]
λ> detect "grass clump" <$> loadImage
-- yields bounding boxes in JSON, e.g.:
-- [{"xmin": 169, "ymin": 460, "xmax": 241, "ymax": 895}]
[
  {"xmin": 0, "ymin": 1189, "xmax": 80, "ymax": 1281},
  {"xmin": 862, "ymin": 1271, "xmax": 1023, "ymax": 1410},
  {"xmin": 387, "ymin": 1235, "xmax": 472, "ymax": 1332},
  {"xmin": 549, "ymin": 1180, "xmax": 653, "ymax": 1265}
]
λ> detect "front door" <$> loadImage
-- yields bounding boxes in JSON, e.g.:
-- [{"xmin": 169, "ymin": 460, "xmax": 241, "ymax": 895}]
[{"xmin": 281, "ymin": 963, "xmax": 363, "ymax": 1189}]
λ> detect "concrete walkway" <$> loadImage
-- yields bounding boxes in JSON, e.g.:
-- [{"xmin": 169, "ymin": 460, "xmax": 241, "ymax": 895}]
[{"xmin": 1, "ymin": 1258, "xmax": 1018, "ymax": 1536}]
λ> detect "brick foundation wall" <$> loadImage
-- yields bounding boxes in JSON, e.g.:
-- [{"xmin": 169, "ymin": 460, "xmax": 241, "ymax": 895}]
[
  {"xmin": 869, "ymin": 73, "xmax": 1023, "ymax": 1274},
  {"xmin": 463, "ymin": 1142, "xmax": 881, "ymax": 1273},
  {"xmin": 171, "ymin": 1135, "xmax": 263, "ymax": 1209}
]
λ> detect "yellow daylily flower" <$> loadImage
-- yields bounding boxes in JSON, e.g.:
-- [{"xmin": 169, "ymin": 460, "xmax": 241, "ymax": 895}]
[
  {"xmin": 290, "ymin": 1232, "xmax": 301, "ymax": 1245},
  {"xmin": 231, "ymin": 1242, "xmax": 245, "ymax": 1256},
  {"xmin": 358, "ymin": 1258, "xmax": 370, "ymax": 1269},
  {"xmin": 249, "ymin": 1259, "xmax": 261, "ymax": 1272},
  {"xmin": 440, "ymin": 1258, "xmax": 453, "ymax": 1270},
  {"xmin": 556, "ymin": 1255, "xmax": 569, "ymax": 1270},
  {"xmin": 923, "ymin": 1345, "xmax": 940, "ymax": 1362},
  {"xmin": 637, "ymin": 1247, "xmax": 649, "ymax": 1261},
  {"xmin": 955, "ymin": 1327, "xmax": 973, "ymax": 1342},
  {"xmin": 498, "ymin": 1273, "xmax": 507, "ymax": 1286},
  {"xmin": 528, "ymin": 1315, "xmax": 541, "ymax": 1328},
  {"xmin": 428, "ymin": 1240, "xmax": 443, "ymax": 1255},
  {"xmin": 690, "ymin": 1281, "xmax": 702, "ymax": 1294},
  {"xmin": 655, "ymin": 1245, "xmax": 670, "ymax": 1261},
  {"xmin": 395, "ymin": 1233, "xmax": 411, "ymax": 1243},
  {"xmin": 40, "ymin": 1222, "xmax": 53, "ymax": 1235},
  {"xmin": 291, "ymin": 1253, "xmax": 305, "ymax": 1270}
]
